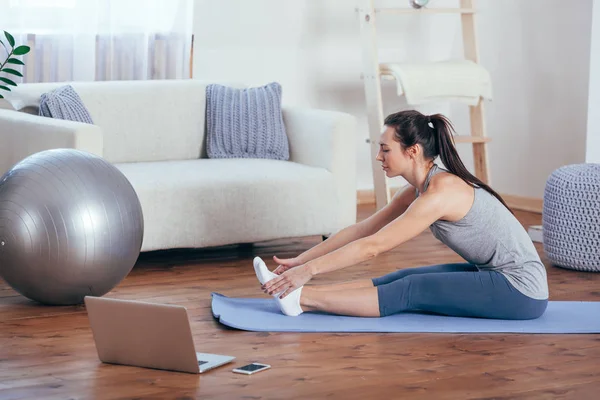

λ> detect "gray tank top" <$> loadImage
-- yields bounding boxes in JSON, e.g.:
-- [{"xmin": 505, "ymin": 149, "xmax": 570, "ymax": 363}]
[{"xmin": 417, "ymin": 164, "xmax": 549, "ymax": 300}]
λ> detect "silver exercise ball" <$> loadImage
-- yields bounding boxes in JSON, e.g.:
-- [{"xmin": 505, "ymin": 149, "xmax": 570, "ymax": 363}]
[{"xmin": 0, "ymin": 149, "xmax": 144, "ymax": 305}]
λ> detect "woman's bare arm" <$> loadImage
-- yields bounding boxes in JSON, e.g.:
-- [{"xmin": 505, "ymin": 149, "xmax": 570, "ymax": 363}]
[
  {"xmin": 305, "ymin": 187, "xmax": 444, "ymax": 276},
  {"xmin": 263, "ymin": 185, "xmax": 446, "ymax": 296},
  {"xmin": 291, "ymin": 185, "xmax": 417, "ymax": 265}
]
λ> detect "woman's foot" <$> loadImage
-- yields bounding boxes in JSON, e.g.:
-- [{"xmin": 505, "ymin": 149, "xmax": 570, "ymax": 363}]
[
  {"xmin": 253, "ymin": 256, "xmax": 278, "ymax": 285},
  {"xmin": 253, "ymin": 256, "xmax": 304, "ymax": 317},
  {"xmin": 275, "ymin": 287, "xmax": 304, "ymax": 317}
]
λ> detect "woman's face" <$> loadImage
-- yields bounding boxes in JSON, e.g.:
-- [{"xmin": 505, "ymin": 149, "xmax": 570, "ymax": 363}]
[{"xmin": 375, "ymin": 125, "xmax": 411, "ymax": 178}]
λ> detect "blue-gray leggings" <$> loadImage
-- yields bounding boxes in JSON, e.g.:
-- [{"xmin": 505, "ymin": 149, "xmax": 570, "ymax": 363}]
[{"xmin": 372, "ymin": 263, "xmax": 548, "ymax": 320}]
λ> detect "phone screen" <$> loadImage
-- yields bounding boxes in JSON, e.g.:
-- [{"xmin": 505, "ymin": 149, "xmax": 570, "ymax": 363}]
[{"xmin": 238, "ymin": 363, "xmax": 267, "ymax": 372}]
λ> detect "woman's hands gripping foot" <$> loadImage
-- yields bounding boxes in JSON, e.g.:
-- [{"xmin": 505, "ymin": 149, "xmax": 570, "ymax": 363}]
[
  {"xmin": 263, "ymin": 262, "xmax": 314, "ymax": 300},
  {"xmin": 272, "ymin": 255, "xmax": 302, "ymax": 275},
  {"xmin": 253, "ymin": 256, "xmax": 307, "ymax": 317}
]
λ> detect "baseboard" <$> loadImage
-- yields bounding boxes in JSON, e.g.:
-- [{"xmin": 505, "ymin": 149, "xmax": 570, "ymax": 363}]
[
  {"xmin": 356, "ymin": 190, "xmax": 374, "ymax": 205},
  {"xmin": 357, "ymin": 189, "xmax": 543, "ymax": 214},
  {"xmin": 501, "ymin": 194, "xmax": 543, "ymax": 214},
  {"xmin": 527, "ymin": 224, "xmax": 543, "ymax": 243},
  {"xmin": 357, "ymin": 187, "xmax": 403, "ymax": 205}
]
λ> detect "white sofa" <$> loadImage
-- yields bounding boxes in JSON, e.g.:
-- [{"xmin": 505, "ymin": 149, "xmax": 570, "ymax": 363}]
[{"xmin": 0, "ymin": 80, "xmax": 357, "ymax": 252}]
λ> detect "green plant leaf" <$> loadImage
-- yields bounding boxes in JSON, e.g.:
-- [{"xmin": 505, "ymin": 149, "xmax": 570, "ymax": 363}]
[
  {"xmin": 13, "ymin": 45, "xmax": 30, "ymax": 55},
  {"xmin": 7, "ymin": 58, "xmax": 24, "ymax": 65},
  {"xmin": 4, "ymin": 31, "xmax": 15, "ymax": 47},
  {"xmin": 0, "ymin": 77, "xmax": 17, "ymax": 86},
  {"xmin": 0, "ymin": 94, "xmax": 4, "ymax": 99},
  {"xmin": 0, "ymin": 85, "xmax": 11, "ymax": 91},
  {"xmin": 2, "ymin": 68, "xmax": 23, "ymax": 77}
]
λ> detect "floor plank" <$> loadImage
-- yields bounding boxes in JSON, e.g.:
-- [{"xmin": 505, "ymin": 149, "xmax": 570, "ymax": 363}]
[{"xmin": 1, "ymin": 206, "xmax": 599, "ymax": 399}]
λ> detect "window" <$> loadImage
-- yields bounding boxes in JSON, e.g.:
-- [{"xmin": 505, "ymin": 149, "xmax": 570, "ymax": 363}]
[{"xmin": 0, "ymin": 0, "xmax": 193, "ymax": 82}]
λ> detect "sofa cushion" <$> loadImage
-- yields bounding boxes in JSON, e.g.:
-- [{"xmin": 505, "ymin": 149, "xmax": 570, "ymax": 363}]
[
  {"xmin": 205, "ymin": 82, "xmax": 289, "ymax": 161},
  {"xmin": 6, "ymin": 80, "xmax": 211, "ymax": 164},
  {"xmin": 39, "ymin": 85, "xmax": 94, "ymax": 124},
  {"xmin": 115, "ymin": 159, "xmax": 338, "ymax": 251}
]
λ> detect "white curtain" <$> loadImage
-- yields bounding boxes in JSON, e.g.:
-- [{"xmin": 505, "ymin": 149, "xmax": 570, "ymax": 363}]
[{"xmin": 0, "ymin": 0, "xmax": 194, "ymax": 83}]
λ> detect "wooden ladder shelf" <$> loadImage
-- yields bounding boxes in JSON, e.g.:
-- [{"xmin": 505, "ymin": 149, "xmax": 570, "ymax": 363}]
[{"xmin": 358, "ymin": 0, "xmax": 491, "ymax": 210}]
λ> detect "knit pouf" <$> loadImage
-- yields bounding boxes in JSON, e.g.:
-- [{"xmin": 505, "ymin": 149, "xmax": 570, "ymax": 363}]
[{"xmin": 542, "ymin": 163, "xmax": 600, "ymax": 272}]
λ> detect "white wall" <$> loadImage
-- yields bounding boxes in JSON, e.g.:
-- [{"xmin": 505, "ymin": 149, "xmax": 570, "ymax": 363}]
[
  {"xmin": 587, "ymin": 0, "xmax": 600, "ymax": 163},
  {"xmin": 192, "ymin": 0, "xmax": 593, "ymax": 197},
  {"xmin": 478, "ymin": 0, "xmax": 592, "ymax": 197}
]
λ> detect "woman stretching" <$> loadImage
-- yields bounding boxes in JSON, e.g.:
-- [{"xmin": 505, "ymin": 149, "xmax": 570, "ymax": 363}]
[{"xmin": 254, "ymin": 110, "xmax": 548, "ymax": 320}]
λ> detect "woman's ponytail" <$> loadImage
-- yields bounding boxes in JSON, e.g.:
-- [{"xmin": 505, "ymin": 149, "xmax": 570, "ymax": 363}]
[{"xmin": 429, "ymin": 114, "xmax": 512, "ymax": 213}]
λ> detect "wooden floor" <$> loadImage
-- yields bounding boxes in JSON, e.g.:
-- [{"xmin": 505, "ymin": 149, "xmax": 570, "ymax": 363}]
[{"xmin": 1, "ymin": 205, "xmax": 599, "ymax": 399}]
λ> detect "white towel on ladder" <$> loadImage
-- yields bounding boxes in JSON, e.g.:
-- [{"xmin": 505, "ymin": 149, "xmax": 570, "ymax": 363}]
[{"xmin": 381, "ymin": 60, "xmax": 493, "ymax": 106}]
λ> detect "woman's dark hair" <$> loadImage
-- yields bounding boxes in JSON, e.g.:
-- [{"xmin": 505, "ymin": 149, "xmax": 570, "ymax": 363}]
[{"xmin": 384, "ymin": 110, "xmax": 511, "ymax": 212}]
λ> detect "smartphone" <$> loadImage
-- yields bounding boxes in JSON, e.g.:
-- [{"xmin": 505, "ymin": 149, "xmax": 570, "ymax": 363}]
[{"xmin": 232, "ymin": 362, "xmax": 271, "ymax": 375}]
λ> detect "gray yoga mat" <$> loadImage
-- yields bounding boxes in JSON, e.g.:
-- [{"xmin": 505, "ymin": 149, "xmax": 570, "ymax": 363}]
[{"xmin": 211, "ymin": 293, "xmax": 600, "ymax": 333}]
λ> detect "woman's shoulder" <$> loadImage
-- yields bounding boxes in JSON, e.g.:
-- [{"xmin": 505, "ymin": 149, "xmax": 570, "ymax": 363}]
[
  {"xmin": 425, "ymin": 171, "xmax": 476, "ymax": 222},
  {"xmin": 427, "ymin": 170, "xmax": 468, "ymax": 193}
]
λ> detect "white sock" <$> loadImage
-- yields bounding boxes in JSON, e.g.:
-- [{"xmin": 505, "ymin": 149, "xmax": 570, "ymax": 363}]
[
  {"xmin": 275, "ymin": 287, "xmax": 304, "ymax": 317},
  {"xmin": 253, "ymin": 256, "xmax": 278, "ymax": 285},
  {"xmin": 253, "ymin": 256, "xmax": 304, "ymax": 317}
]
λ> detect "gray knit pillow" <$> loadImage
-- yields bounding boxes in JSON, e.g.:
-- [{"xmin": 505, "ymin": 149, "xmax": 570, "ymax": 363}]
[
  {"xmin": 39, "ymin": 85, "xmax": 93, "ymax": 124},
  {"xmin": 205, "ymin": 82, "xmax": 289, "ymax": 160}
]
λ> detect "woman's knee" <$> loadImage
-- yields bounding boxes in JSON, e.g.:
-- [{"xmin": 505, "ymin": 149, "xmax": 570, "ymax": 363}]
[
  {"xmin": 376, "ymin": 279, "xmax": 412, "ymax": 317},
  {"xmin": 372, "ymin": 270, "xmax": 408, "ymax": 287}
]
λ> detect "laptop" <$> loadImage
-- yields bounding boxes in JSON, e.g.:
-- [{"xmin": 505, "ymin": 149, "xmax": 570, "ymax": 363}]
[{"xmin": 84, "ymin": 296, "xmax": 235, "ymax": 374}]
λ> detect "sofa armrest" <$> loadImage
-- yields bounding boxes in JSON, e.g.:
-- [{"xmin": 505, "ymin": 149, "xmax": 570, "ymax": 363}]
[
  {"xmin": 283, "ymin": 107, "xmax": 358, "ymax": 229},
  {"xmin": 283, "ymin": 107, "xmax": 356, "ymax": 172},
  {"xmin": 0, "ymin": 109, "xmax": 103, "ymax": 175}
]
